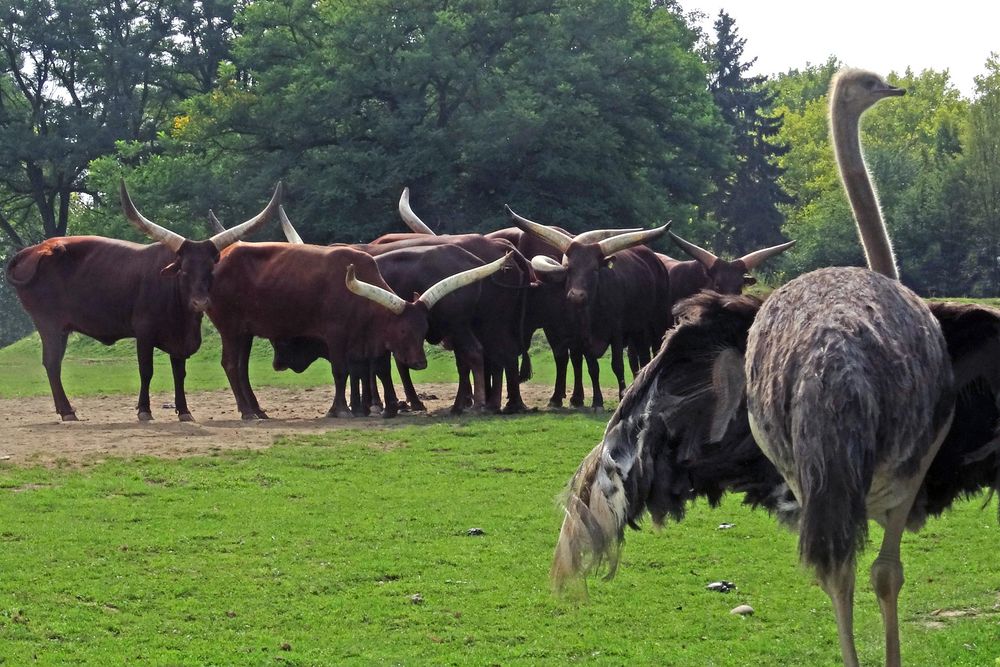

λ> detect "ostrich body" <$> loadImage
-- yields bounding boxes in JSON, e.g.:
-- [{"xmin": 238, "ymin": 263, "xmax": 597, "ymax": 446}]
[{"xmin": 552, "ymin": 69, "xmax": 1000, "ymax": 667}]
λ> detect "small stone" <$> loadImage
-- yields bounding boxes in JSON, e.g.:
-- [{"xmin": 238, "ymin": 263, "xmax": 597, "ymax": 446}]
[
  {"xmin": 280, "ymin": 642, "xmax": 292, "ymax": 651},
  {"xmin": 730, "ymin": 604, "xmax": 754, "ymax": 616},
  {"xmin": 410, "ymin": 593, "xmax": 424, "ymax": 605},
  {"xmin": 466, "ymin": 528, "xmax": 485, "ymax": 536},
  {"xmin": 717, "ymin": 522, "xmax": 735, "ymax": 530}
]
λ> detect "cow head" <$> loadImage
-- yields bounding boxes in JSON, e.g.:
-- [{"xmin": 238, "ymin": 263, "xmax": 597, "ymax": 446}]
[
  {"xmin": 344, "ymin": 252, "xmax": 510, "ymax": 371},
  {"xmin": 669, "ymin": 233, "xmax": 796, "ymax": 295},
  {"xmin": 506, "ymin": 204, "xmax": 669, "ymax": 305},
  {"xmin": 120, "ymin": 180, "xmax": 283, "ymax": 312}
]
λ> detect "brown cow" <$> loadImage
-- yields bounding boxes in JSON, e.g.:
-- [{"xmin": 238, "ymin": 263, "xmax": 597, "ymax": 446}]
[
  {"xmin": 4, "ymin": 181, "xmax": 282, "ymax": 422},
  {"xmin": 506, "ymin": 206, "xmax": 670, "ymax": 408},
  {"xmin": 206, "ymin": 241, "xmax": 508, "ymax": 418},
  {"xmin": 662, "ymin": 232, "xmax": 795, "ymax": 305}
]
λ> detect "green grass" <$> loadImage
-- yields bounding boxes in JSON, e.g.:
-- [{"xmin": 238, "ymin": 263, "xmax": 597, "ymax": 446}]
[
  {"xmin": 0, "ymin": 323, "xmax": 620, "ymax": 400},
  {"xmin": 0, "ymin": 418, "xmax": 997, "ymax": 665}
]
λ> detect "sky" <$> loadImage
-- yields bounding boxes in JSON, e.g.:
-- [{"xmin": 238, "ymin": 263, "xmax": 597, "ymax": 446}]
[{"xmin": 679, "ymin": 0, "xmax": 998, "ymax": 98}]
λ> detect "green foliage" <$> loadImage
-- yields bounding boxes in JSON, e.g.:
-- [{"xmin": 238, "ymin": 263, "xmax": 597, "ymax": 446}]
[
  {"xmin": 770, "ymin": 63, "xmax": 1000, "ymax": 296},
  {"xmin": 0, "ymin": 0, "xmax": 241, "ymax": 251},
  {"xmin": 120, "ymin": 0, "xmax": 729, "ymax": 244},
  {"xmin": 0, "ymin": 421, "xmax": 997, "ymax": 663}
]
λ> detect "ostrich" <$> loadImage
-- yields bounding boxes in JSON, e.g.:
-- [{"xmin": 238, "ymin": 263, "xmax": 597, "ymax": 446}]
[{"xmin": 551, "ymin": 69, "xmax": 1000, "ymax": 667}]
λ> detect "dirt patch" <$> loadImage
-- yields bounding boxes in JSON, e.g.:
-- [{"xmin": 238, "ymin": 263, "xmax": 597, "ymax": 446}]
[{"xmin": 0, "ymin": 382, "xmax": 612, "ymax": 467}]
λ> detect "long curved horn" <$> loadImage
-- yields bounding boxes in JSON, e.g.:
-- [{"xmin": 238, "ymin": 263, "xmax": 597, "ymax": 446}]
[
  {"xmin": 668, "ymin": 232, "xmax": 718, "ymax": 267},
  {"xmin": 209, "ymin": 181, "xmax": 284, "ymax": 251},
  {"xmin": 345, "ymin": 264, "xmax": 407, "ymax": 315},
  {"xmin": 531, "ymin": 254, "xmax": 567, "ymax": 279},
  {"xmin": 573, "ymin": 227, "xmax": 644, "ymax": 244},
  {"xmin": 738, "ymin": 239, "xmax": 797, "ymax": 270},
  {"xmin": 207, "ymin": 210, "xmax": 226, "ymax": 234},
  {"xmin": 419, "ymin": 252, "xmax": 511, "ymax": 310},
  {"xmin": 278, "ymin": 206, "xmax": 305, "ymax": 244},
  {"xmin": 504, "ymin": 205, "xmax": 573, "ymax": 254},
  {"xmin": 398, "ymin": 187, "xmax": 435, "ymax": 235},
  {"xmin": 120, "ymin": 180, "xmax": 186, "ymax": 253},
  {"xmin": 596, "ymin": 223, "xmax": 670, "ymax": 258}
]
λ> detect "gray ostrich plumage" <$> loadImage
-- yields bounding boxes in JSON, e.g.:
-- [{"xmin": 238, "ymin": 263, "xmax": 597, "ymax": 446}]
[{"xmin": 552, "ymin": 69, "xmax": 1000, "ymax": 667}]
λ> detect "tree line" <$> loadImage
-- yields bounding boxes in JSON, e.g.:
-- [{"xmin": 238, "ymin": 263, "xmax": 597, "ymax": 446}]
[{"xmin": 2, "ymin": 0, "xmax": 998, "ymax": 345}]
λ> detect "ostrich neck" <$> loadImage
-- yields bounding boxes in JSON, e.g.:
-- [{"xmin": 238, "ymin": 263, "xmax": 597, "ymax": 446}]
[{"xmin": 831, "ymin": 109, "xmax": 899, "ymax": 280}]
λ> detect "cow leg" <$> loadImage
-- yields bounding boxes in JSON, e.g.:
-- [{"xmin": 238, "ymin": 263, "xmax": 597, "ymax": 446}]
[
  {"xmin": 447, "ymin": 331, "xmax": 484, "ymax": 414},
  {"xmin": 136, "ymin": 340, "xmax": 155, "ymax": 421},
  {"xmin": 221, "ymin": 334, "xmax": 259, "ymax": 419},
  {"xmin": 483, "ymin": 359, "xmax": 504, "ymax": 413},
  {"xmin": 569, "ymin": 349, "xmax": 586, "ymax": 408},
  {"xmin": 374, "ymin": 354, "xmax": 399, "ymax": 418},
  {"xmin": 325, "ymin": 360, "xmax": 353, "ymax": 418},
  {"xmin": 239, "ymin": 337, "xmax": 268, "ymax": 419},
  {"xmin": 396, "ymin": 360, "xmax": 423, "ymax": 412},
  {"xmin": 627, "ymin": 343, "xmax": 641, "ymax": 377},
  {"xmin": 348, "ymin": 361, "xmax": 366, "ymax": 416},
  {"xmin": 586, "ymin": 352, "xmax": 604, "ymax": 412},
  {"xmin": 611, "ymin": 339, "xmax": 627, "ymax": 400},
  {"xmin": 368, "ymin": 361, "xmax": 383, "ymax": 412},
  {"xmin": 39, "ymin": 327, "xmax": 76, "ymax": 421},
  {"xmin": 170, "ymin": 355, "xmax": 194, "ymax": 421},
  {"xmin": 548, "ymin": 337, "xmax": 569, "ymax": 408}
]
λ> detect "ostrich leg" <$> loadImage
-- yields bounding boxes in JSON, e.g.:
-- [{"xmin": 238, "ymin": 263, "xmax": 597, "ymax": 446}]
[{"xmin": 821, "ymin": 564, "xmax": 860, "ymax": 667}]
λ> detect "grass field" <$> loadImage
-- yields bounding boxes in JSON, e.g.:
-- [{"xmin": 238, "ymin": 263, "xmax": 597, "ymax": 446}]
[{"xmin": 1, "ymin": 320, "xmax": 999, "ymax": 665}]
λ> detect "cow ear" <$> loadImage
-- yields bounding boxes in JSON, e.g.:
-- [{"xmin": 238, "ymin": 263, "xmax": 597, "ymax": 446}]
[
  {"xmin": 742, "ymin": 275, "xmax": 757, "ymax": 286},
  {"xmin": 413, "ymin": 291, "xmax": 422, "ymax": 303},
  {"xmin": 160, "ymin": 262, "xmax": 181, "ymax": 276},
  {"xmin": 603, "ymin": 258, "xmax": 615, "ymax": 270}
]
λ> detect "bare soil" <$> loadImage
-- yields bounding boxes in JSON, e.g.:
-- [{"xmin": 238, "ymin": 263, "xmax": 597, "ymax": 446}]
[{"xmin": 0, "ymin": 382, "xmax": 607, "ymax": 467}]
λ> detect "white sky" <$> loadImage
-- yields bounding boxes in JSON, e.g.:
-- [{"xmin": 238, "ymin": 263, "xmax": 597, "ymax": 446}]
[{"xmin": 680, "ymin": 0, "xmax": 998, "ymax": 98}]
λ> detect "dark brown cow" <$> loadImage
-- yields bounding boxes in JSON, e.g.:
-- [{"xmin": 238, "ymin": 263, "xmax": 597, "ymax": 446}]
[
  {"xmin": 662, "ymin": 232, "xmax": 795, "ymax": 305},
  {"xmin": 363, "ymin": 234, "xmax": 533, "ymax": 413},
  {"xmin": 206, "ymin": 241, "xmax": 507, "ymax": 419},
  {"xmin": 397, "ymin": 188, "xmax": 642, "ymax": 411},
  {"xmin": 506, "ymin": 206, "xmax": 670, "ymax": 407},
  {"xmin": 4, "ymin": 181, "xmax": 282, "ymax": 421}
]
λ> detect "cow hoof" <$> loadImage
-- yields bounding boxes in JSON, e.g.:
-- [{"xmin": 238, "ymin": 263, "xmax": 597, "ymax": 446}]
[
  {"xmin": 138, "ymin": 411, "xmax": 153, "ymax": 422},
  {"xmin": 547, "ymin": 399, "xmax": 563, "ymax": 409},
  {"xmin": 178, "ymin": 413, "xmax": 195, "ymax": 422},
  {"xmin": 241, "ymin": 413, "xmax": 262, "ymax": 421},
  {"xmin": 502, "ymin": 402, "xmax": 530, "ymax": 414},
  {"xmin": 325, "ymin": 410, "xmax": 354, "ymax": 419},
  {"xmin": 591, "ymin": 404, "xmax": 605, "ymax": 414},
  {"xmin": 380, "ymin": 409, "xmax": 398, "ymax": 420},
  {"xmin": 61, "ymin": 413, "xmax": 79, "ymax": 422},
  {"xmin": 410, "ymin": 401, "xmax": 427, "ymax": 412},
  {"xmin": 569, "ymin": 399, "xmax": 585, "ymax": 408},
  {"xmin": 449, "ymin": 405, "xmax": 465, "ymax": 415}
]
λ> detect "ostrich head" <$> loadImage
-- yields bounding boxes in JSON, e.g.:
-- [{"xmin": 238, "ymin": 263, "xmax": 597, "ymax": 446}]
[{"xmin": 830, "ymin": 68, "xmax": 904, "ymax": 117}]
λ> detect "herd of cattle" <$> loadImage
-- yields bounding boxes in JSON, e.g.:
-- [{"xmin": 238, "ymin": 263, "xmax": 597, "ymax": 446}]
[{"xmin": 5, "ymin": 183, "xmax": 795, "ymax": 422}]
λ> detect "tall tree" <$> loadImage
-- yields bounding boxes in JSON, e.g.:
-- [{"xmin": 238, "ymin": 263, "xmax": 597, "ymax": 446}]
[
  {"xmin": 0, "ymin": 0, "xmax": 239, "ymax": 249},
  {"xmin": 705, "ymin": 11, "xmax": 791, "ymax": 254},
  {"xmin": 129, "ymin": 0, "xmax": 729, "ymax": 244}
]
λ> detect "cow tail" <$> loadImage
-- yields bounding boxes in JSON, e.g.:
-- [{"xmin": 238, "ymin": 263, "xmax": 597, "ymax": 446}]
[{"xmin": 6, "ymin": 243, "xmax": 58, "ymax": 287}]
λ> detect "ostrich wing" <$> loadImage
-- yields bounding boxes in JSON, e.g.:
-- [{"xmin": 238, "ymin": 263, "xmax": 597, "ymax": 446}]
[
  {"xmin": 552, "ymin": 292, "xmax": 790, "ymax": 589},
  {"xmin": 916, "ymin": 302, "xmax": 1000, "ymax": 524}
]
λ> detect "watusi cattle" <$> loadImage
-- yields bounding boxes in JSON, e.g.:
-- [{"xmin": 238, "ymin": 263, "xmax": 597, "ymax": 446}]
[
  {"xmin": 661, "ymin": 232, "xmax": 795, "ymax": 303},
  {"xmin": 506, "ymin": 206, "xmax": 670, "ymax": 407},
  {"xmin": 206, "ymin": 240, "xmax": 509, "ymax": 419},
  {"xmin": 273, "ymin": 207, "xmax": 502, "ymax": 416},
  {"xmin": 5, "ymin": 181, "xmax": 282, "ymax": 421}
]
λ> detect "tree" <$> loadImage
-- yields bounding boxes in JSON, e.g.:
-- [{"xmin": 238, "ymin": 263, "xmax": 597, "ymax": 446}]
[
  {"xmin": 0, "ymin": 0, "xmax": 240, "ymax": 249},
  {"xmin": 138, "ymin": 0, "xmax": 729, "ymax": 245},
  {"xmin": 704, "ymin": 11, "xmax": 791, "ymax": 255}
]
